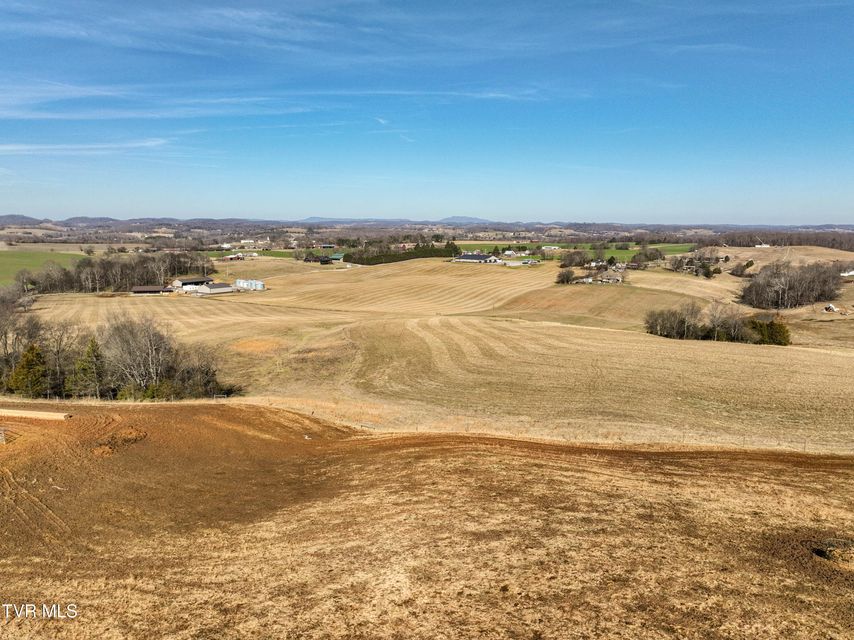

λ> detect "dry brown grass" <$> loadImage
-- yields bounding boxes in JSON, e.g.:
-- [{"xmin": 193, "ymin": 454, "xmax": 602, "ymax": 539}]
[
  {"xmin": 484, "ymin": 279, "xmax": 702, "ymax": 329},
  {"xmin": 347, "ymin": 315, "xmax": 854, "ymax": 451},
  {"xmin": 30, "ymin": 251, "xmax": 854, "ymax": 451},
  {"xmin": 722, "ymin": 245, "xmax": 854, "ymax": 269},
  {"xmin": 213, "ymin": 255, "xmax": 346, "ymax": 280},
  {"xmin": 8, "ymin": 248, "xmax": 854, "ymax": 637}
]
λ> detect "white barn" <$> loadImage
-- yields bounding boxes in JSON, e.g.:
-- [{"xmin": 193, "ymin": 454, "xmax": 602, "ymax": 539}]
[{"xmin": 198, "ymin": 283, "xmax": 234, "ymax": 295}]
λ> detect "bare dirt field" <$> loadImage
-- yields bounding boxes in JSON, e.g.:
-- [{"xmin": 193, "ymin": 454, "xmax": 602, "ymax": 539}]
[{"xmin": 1, "ymin": 402, "xmax": 852, "ymax": 639}]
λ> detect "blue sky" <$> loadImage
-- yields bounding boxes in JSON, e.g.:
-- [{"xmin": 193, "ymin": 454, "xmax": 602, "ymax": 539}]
[{"xmin": 0, "ymin": 0, "xmax": 852, "ymax": 223}]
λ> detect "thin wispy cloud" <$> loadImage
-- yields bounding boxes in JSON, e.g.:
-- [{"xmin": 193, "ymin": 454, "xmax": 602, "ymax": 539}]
[
  {"xmin": 0, "ymin": 81, "xmax": 542, "ymax": 121},
  {"xmin": 0, "ymin": 102, "xmax": 314, "ymax": 121},
  {"xmin": 655, "ymin": 42, "xmax": 765, "ymax": 55},
  {"xmin": 0, "ymin": 80, "xmax": 133, "ymax": 108},
  {"xmin": 0, "ymin": 139, "xmax": 169, "ymax": 155},
  {"xmin": 0, "ymin": 1, "xmax": 787, "ymax": 67}
]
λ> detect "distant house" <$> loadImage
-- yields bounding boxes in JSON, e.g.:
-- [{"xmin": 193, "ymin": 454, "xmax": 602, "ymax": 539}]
[
  {"xmin": 330, "ymin": 253, "xmax": 346, "ymax": 261},
  {"xmin": 841, "ymin": 270, "xmax": 854, "ymax": 277},
  {"xmin": 572, "ymin": 270, "xmax": 623, "ymax": 284},
  {"xmin": 131, "ymin": 286, "xmax": 171, "ymax": 295},
  {"xmin": 198, "ymin": 283, "xmax": 234, "ymax": 295},
  {"xmin": 454, "ymin": 253, "xmax": 502, "ymax": 264},
  {"xmin": 542, "ymin": 245, "xmax": 561, "ymax": 251},
  {"xmin": 172, "ymin": 276, "xmax": 213, "ymax": 291},
  {"xmin": 320, "ymin": 243, "xmax": 336, "ymax": 249}
]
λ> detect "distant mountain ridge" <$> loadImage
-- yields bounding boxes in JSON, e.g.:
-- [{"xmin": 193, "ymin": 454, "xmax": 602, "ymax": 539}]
[
  {"xmin": 0, "ymin": 214, "xmax": 51, "ymax": 226},
  {"xmin": 0, "ymin": 214, "xmax": 853, "ymax": 232}
]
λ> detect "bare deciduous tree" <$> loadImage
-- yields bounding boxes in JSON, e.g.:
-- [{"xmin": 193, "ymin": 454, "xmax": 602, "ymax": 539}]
[
  {"xmin": 741, "ymin": 261, "xmax": 841, "ymax": 309},
  {"xmin": 102, "ymin": 316, "xmax": 177, "ymax": 391}
]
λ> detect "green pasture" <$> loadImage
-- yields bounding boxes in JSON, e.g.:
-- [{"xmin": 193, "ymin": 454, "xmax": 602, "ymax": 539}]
[{"xmin": 0, "ymin": 250, "xmax": 84, "ymax": 284}]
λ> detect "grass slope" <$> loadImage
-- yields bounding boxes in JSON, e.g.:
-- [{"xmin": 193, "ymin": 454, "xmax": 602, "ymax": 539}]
[
  {"xmin": 0, "ymin": 250, "xmax": 83, "ymax": 284},
  {"xmin": 29, "ymin": 249, "xmax": 854, "ymax": 452}
]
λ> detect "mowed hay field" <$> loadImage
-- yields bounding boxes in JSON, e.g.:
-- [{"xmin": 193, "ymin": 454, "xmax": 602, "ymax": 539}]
[
  {"xmin": 1, "ymin": 403, "xmax": 852, "ymax": 639},
  {"xmin": 31, "ymin": 252, "xmax": 854, "ymax": 451}
]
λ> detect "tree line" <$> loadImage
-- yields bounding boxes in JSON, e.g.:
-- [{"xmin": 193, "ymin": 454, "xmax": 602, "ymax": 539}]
[
  {"xmin": 0, "ymin": 295, "xmax": 229, "ymax": 400},
  {"xmin": 15, "ymin": 251, "xmax": 215, "ymax": 294},
  {"xmin": 343, "ymin": 241, "xmax": 461, "ymax": 265},
  {"xmin": 697, "ymin": 231, "xmax": 854, "ymax": 252},
  {"xmin": 644, "ymin": 302, "xmax": 790, "ymax": 345}
]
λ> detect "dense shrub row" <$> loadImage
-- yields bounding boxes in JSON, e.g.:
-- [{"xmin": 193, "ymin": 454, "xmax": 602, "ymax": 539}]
[
  {"xmin": 343, "ymin": 242, "xmax": 460, "ymax": 265},
  {"xmin": 729, "ymin": 260, "xmax": 754, "ymax": 277},
  {"xmin": 644, "ymin": 303, "xmax": 790, "ymax": 345},
  {"xmin": 630, "ymin": 247, "xmax": 665, "ymax": 264},
  {"xmin": 555, "ymin": 268, "xmax": 575, "ymax": 284}
]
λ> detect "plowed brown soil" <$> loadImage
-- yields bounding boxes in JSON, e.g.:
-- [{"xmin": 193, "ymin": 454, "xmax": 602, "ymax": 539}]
[{"xmin": 1, "ymin": 402, "xmax": 852, "ymax": 639}]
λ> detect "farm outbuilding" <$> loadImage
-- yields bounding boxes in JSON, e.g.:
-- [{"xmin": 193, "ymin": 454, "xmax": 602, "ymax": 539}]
[
  {"xmin": 454, "ymin": 253, "xmax": 502, "ymax": 264},
  {"xmin": 172, "ymin": 276, "xmax": 213, "ymax": 291},
  {"xmin": 198, "ymin": 283, "xmax": 234, "ymax": 295},
  {"xmin": 131, "ymin": 286, "xmax": 172, "ymax": 295}
]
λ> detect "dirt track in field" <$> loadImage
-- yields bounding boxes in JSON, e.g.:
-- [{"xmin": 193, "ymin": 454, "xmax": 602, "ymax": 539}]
[{"xmin": 1, "ymin": 402, "xmax": 852, "ymax": 639}]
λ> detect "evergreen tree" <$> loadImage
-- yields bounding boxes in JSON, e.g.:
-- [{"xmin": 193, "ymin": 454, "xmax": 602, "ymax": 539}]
[
  {"xmin": 9, "ymin": 343, "xmax": 48, "ymax": 398},
  {"xmin": 66, "ymin": 338, "xmax": 107, "ymax": 399}
]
